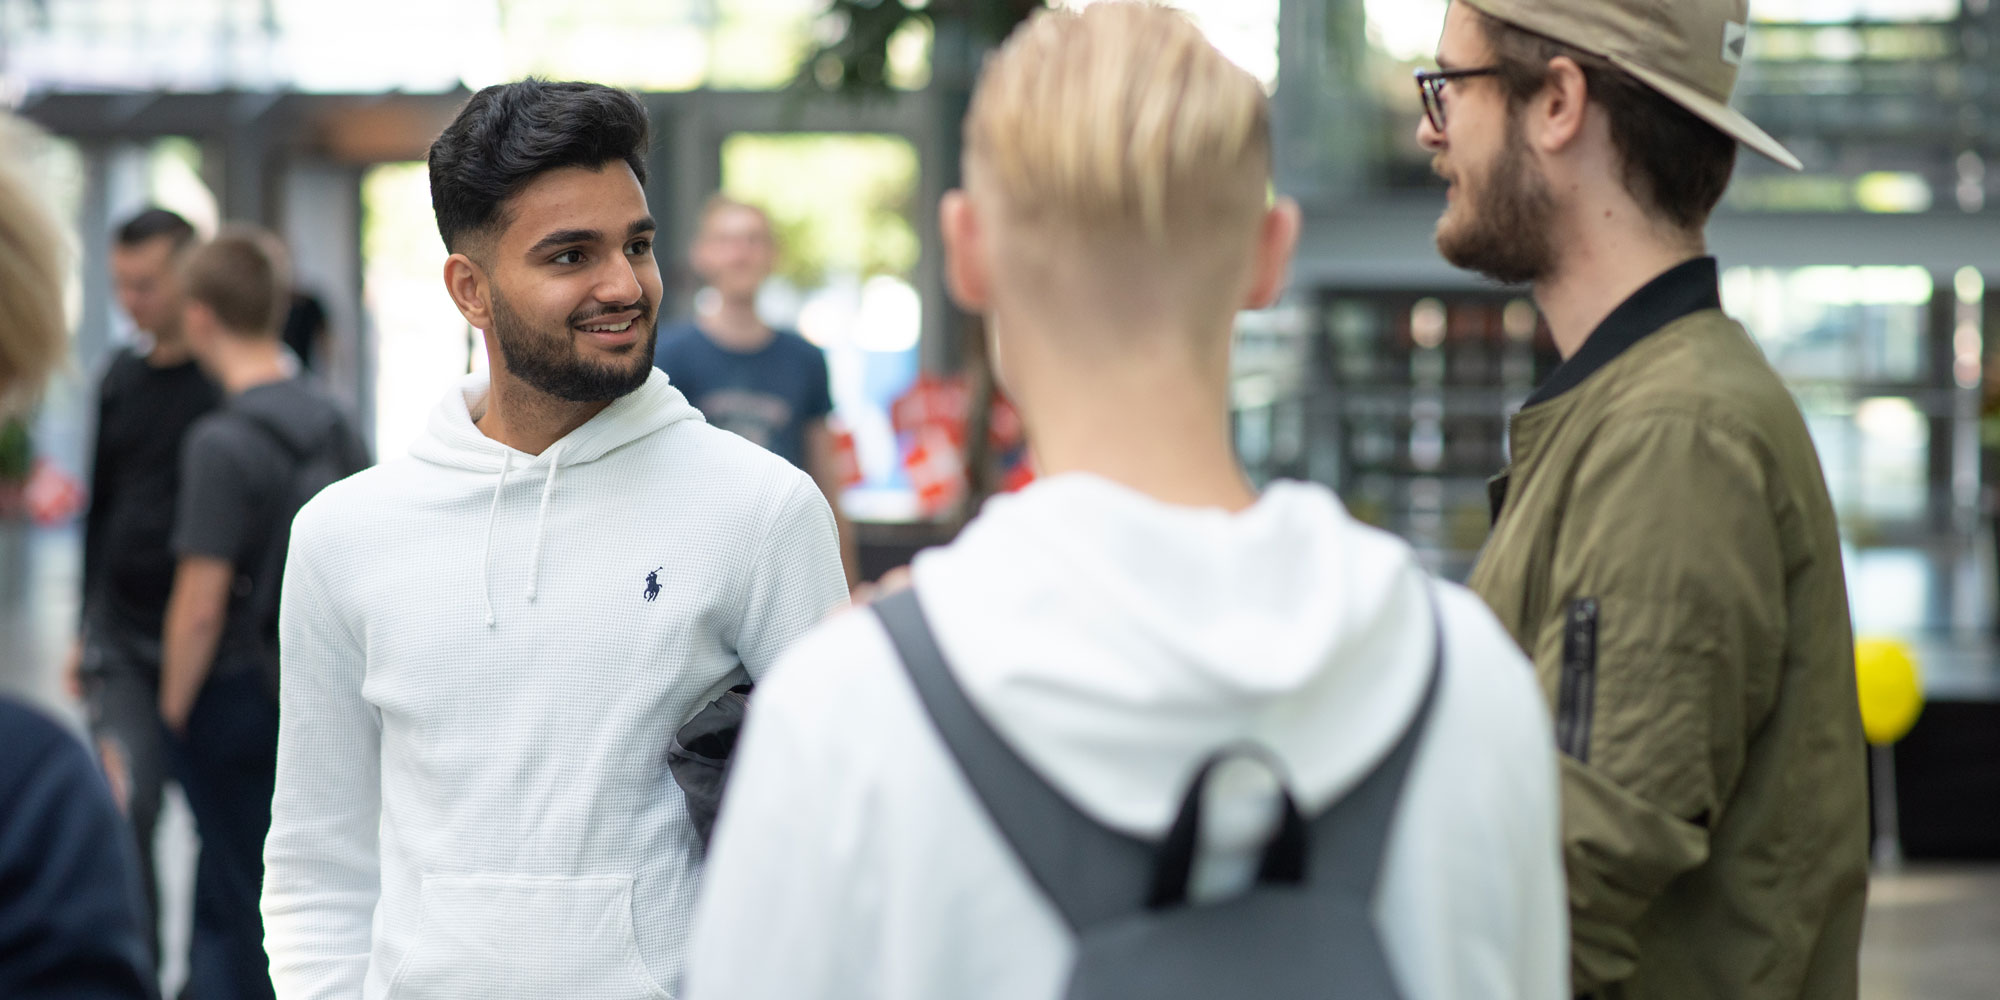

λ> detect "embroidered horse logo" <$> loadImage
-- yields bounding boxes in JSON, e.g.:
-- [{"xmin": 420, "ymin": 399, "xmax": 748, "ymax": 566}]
[{"xmin": 644, "ymin": 567, "xmax": 663, "ymax": 602}]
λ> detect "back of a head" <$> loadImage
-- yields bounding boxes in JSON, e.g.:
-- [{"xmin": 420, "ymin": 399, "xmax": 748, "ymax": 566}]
[
  {"xmin": 965, "ymin": 3, "xmax": 1270, "ymax": 250},
  {"xmin": 427, "ymin": 79, "xmax": 651, "ymax": 255},
  {"xmin": 183, "ymin": 227, "xmax": 292, "ymax": 339},
  {"xmin": 0, "ymin": 123, "xmax": 67, "ymax": 411}
]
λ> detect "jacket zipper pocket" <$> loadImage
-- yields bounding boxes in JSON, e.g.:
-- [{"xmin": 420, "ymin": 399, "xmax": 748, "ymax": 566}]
[{"xmin": 1556, "ymin": 598, "xmax": 1599, "ymax": 762}]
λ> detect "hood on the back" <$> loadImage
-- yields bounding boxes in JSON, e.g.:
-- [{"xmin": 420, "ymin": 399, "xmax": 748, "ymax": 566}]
[
  {"xmin": 910, "ymin": 474, "xmax": 1439, "ymax": 843},
  {"xmin": 231, "ymin": 378, "xmax": 351, "ymax": 454},
  {"xmin": 410, "ymin": 368, "xmax": 703, "ymax": 627}
]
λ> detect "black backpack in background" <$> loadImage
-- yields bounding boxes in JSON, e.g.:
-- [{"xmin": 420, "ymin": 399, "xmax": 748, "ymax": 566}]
[
  {"xmin": 872, "ymin": 587, "xmax": 1444, "ymax": 1000},
  {"xmin": 237, "ymin": 411, "xmax": 367, "ymax": 694}
]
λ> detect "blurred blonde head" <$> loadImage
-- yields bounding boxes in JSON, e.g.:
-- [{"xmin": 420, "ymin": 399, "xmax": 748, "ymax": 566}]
[
  {"xmin": 0, "ymin": 118, "xmax": 68, "ymax": 413},
  {"xmin": 964, "ymin": 2, "xmax": 1270, "ymax": 245},
  {"xmin": 947, "ymin": 2, "xmax": 1292, "ymax": 362}
]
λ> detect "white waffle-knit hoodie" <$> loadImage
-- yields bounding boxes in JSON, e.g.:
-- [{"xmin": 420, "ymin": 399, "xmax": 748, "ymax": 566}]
[
  {"xmin": 686, "ymin": 475, "xmax": 1566, "ymax": 1000},
  {"xmin": 262, "ymin": 369, "xmax": 848, "ymax": 1000}
]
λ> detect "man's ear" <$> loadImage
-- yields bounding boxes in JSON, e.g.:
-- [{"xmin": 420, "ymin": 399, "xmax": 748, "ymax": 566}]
[
  {"xmin": 443, "ymin": 253, "xmax": 493, "ymax": 330},
  {"xmin": 1243, "ymin": 197, "xmax": 1303, "ymax": 311},
  {"xmin": 181, "ymin": 300, "xmax": 215, "ymax": 344},
  {"xmin": 940, "ymin": 190, "xmax": 991, "ymax": 313},
  {"xmin": 1530, "ymin": 55, "xmax": 1591, "ymax": 155}
]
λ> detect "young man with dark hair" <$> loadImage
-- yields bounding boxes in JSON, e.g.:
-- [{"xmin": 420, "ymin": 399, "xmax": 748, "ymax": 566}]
[
  {"xmin": 684, "ymin": 6, "xmax": 1565, "ymax": 998},
  {"xmin": 70, "ymin": 205, "xmax": 221, "ymax": 967},
  {"xmin": 163, "ymin": 227, "xmax": 369, "ymax": 1000},
  {"xmin": 655, "ymin": 197, "xmax": 858, "ymax": 587},
  {"xmin": 261, "ymin": 79, "xmax": 846, "ymax": 999},
  {"xmin": 1419, "ymin": 2, "xmax": 1867, "ymax": 997}
]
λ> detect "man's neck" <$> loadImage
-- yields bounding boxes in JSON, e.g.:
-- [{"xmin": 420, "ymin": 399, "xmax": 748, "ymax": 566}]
[
  {"xmin": 697, "ymin": 295, "xmax": 774, "ymax": 352},
  {"xmin": 212, "ymin": 340, "xmax": 292, "ymax": 395},
  {"xmin": 145, "ymin": 331, "xmax": 193, "ymax": 368},
  {"xmin": 1008, "ymin": 320, "xmax": 1256, "ymax": 513},
  {"xmin": 1533, "ymin": 213, "xmax": 1705, "ymax": 360},
  {"xmin": 475, "ymin": 367, "xmax": 613, "ymax": 456}
]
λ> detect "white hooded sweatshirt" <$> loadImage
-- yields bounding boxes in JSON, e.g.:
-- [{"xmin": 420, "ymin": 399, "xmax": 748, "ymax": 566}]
[
  {"xmin": 262, "ymin": 370, "xmax": 848, "ymax": 1000},
  {"xmin": 686, "ymin": 474, "xmax": 1566, "ymax": 1000}
]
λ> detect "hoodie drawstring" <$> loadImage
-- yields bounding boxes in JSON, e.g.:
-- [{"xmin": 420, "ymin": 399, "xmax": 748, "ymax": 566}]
[
  {"xmin": 526, "ymin": 443, "xmax": 563, "ymax": 604},
  {"xmin": 480, "ymin": 451, "xmax": 514, "ymax": 628}
]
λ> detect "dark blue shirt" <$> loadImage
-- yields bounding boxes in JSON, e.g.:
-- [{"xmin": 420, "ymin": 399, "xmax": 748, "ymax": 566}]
[
  {"xmin": 653, "ymin": 322, "xmax": 833, "ymax": 471},
  {"xmin": 0, "ymin": 699, "xmax": 156, "ymax": 999}
]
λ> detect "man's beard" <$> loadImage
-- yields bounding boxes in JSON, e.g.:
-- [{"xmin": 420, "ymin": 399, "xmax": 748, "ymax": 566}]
[
  {"xmin": 1435, "ymin": 113, "xmax": 1557, "ymax": 286},
  {"xmin": 489, "ymin": 290, "xmax": 657, "ymax": 403}
]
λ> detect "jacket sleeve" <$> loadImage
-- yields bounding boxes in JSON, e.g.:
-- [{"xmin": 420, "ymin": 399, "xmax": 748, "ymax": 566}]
[
  {"xmin": 79, "ymin": 363, "xmax": 118, "ymax": 626},
  {"xmin": 0, "ymin": 703, "xmax": 157, "ymax": 1000},
  {"xmin": 262, "ymin": 511, "xmax": 381, "ymax": 999},
  {"xmin": 1538, "ymin": 411, "xmax": 1787, "ymax": 993},
  {"xmin": 733, "ymin": 473, "xmax": 849, "ymax": 681}
]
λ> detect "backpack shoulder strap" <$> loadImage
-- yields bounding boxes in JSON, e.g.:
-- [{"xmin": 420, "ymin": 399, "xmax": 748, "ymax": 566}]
[
  {"xmin": 1304, "ymin": 580, "xmax": 1448, "ymax": 899},
  {"xmin": 874, "ymin": 588, "xmax": 1156, "ymax": 932}
]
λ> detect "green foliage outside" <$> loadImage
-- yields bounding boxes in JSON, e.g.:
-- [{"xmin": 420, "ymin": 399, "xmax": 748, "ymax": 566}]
[{"xmin": 0, "ymin": 417, "xmax": 31, "ymax": 485}]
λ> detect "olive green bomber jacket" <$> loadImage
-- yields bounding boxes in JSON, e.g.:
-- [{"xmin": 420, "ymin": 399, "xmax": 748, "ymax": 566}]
[{"xmin": 1466, "ymin": 307, "xmax": 1870, "ymax": 999}]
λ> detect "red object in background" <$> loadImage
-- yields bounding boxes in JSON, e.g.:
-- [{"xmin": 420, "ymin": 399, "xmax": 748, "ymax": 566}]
[
  {"xmin": 891, "ymin": 373, "xmax": 1033, "ymax": 515},
  {"xmin": 828, "ymin": 419, "xmax": 864, "ymax": 490},
  {"xmin": 890, "ymin": 374, "xmax": 970, "ymax": 445},
  {"xmin": 23, "ymin": 458, "xmax": 83, "ymax": 526},
  {"xmin": 904, "ymin": 427, "xmax": 966, "ymax": 517}
]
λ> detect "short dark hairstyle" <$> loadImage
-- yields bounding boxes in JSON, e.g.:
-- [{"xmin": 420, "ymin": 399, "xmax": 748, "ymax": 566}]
[
  {"xmin": 427, "ymin": 79, "xmax": 652, "ymax": 253},
  {"xmin": 114, "ymin": 207, "xmax": 195, "ymax": 252},
  {"xmin": 182, "ymin": 227, "xmax": 290, "ymax": 337},
  {"xmin": 1475, "ymin": 9, "xmax": 1737, "ymax": 233}
]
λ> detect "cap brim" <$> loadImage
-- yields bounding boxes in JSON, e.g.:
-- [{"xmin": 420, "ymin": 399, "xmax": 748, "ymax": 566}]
[{"xmin": 1608, "ymin": 55, "xmax": 1803, "ymax": 171}]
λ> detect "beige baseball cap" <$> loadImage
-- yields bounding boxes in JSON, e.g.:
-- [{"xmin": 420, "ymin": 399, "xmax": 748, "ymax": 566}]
[{"xmin": 1460, "ymin": 0, "xmax": 1802, "ymax": 171}]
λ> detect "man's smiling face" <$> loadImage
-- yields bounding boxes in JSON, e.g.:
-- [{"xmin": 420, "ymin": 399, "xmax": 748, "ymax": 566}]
[{"xmin": 482, "ymin": 162, "xmax": 663, "ymax": 403}]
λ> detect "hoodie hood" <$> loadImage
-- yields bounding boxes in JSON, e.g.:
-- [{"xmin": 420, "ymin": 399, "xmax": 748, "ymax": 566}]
[
  {"xmin": 231, "ymin": 378, "xmax": 352, "ymax": 454},
  {"xmin": 910, "ymin": 473, "xmax": 1438, "ymax": 841},
  {"xmin": 411, "ymin": 368, "xmax": 701, "ymax": 473},
  {"xmin": 410, "ymin": 369, "xmax": 703, "ymax": 626}
]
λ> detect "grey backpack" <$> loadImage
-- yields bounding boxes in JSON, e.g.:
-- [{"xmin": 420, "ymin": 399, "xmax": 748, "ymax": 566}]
[{"xmin": 872, "ymin": 587, "xmax": 1442, "ymax": 1000}]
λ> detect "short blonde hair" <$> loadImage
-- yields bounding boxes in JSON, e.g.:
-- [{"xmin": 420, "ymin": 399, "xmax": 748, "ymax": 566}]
[
  {"xmin": 964, "ymin": 2, "xmax": 1270, "ymax": 243},
  {"xmin": 0, "ymin": 119, "xmax": 67, "ymax": 412}
]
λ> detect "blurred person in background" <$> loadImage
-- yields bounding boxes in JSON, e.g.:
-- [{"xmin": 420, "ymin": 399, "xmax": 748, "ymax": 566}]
[
  {"xmin": 0, "ymin": 116, "xmax": 158, "ymax": 1000},
  {"xmin": 654, "ymin": 197, "xmax": 859, "ymax": 588},
  {"xmin": 68, "ymin": 205, "xmax": 222, "ymax": 969},
  {"xmin": 684, "ymin": 6, "xmax": 1565, "ymax": 999},
  {"xmin": 261, "ymin": 79, "xmax": 845, "ymax": 1000},
  {"xmin": 159, "ymin": 227, "xmax": 370, "ymax": 1000},
  {"xmin": 1419, "ymin": 1, "xmax": 1867, "ymax": 996}
]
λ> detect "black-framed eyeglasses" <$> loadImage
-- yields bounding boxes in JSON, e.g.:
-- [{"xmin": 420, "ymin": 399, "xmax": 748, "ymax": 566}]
[{"xmin": 1414, "ymin": 67, "xmax": 1501, "ymax": 134}]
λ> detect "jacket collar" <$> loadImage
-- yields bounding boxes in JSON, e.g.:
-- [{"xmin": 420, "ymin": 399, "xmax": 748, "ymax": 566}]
[{"xmin": 1525, "ymin": 256, "xmax": 1721, "ymax": 408}]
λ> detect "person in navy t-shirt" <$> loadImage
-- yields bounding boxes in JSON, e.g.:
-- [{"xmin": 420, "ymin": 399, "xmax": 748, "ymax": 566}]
[{"xmin": 655, "ymin": 196, "xmax": 857, "ymax": 587}]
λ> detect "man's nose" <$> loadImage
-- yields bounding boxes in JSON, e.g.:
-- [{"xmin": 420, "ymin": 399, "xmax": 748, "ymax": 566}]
[{"xmin": 1417, "ymin": 112, "xmax": 1445, "ymax": 153}]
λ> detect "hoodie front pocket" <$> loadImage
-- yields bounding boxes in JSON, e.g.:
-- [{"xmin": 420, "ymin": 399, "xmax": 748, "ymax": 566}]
[
  {"xmin": 1556, "ymin": 598, "xmax": 1599, "ymax": 762},
  {"xmin": 388, "ymin": 874, "xmax": 669, "ymax": 1000}
]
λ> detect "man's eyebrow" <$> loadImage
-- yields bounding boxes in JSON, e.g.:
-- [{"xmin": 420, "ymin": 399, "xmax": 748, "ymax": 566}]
[
  {"xmin": 629, "ymin": 217, "xmax": 656, "ymax": 237},
  {"xmin": 525, "ymin": 228, "xmax": 601, "ymax": 256},
  {"xmin": 1436, "ymin": 54, "xmax": 1461, "ymax": 71}
]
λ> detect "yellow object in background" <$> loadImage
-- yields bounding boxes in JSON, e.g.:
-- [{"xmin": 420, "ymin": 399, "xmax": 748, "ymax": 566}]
[{"xmin": 1854, "ymin": 637, "xmax": 1925, "ymax": 746}]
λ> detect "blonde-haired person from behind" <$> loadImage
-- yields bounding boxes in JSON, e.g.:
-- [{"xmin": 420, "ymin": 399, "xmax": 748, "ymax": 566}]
[
  {"xmin": 0, "ymin": 116, "xmax": 158, "ymax": 999},
  {"xmin": 684, "ymin": 5, "xmax": 1566, "ymax": 999}
]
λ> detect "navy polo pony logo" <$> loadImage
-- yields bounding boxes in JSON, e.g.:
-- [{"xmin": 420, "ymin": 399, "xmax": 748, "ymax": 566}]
[{"xmin": 644, "ymin": 568, "xmax": 663, "ymax": 602}]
